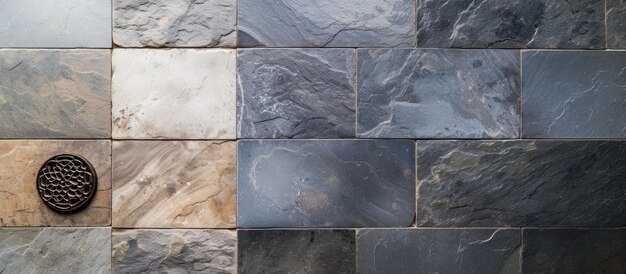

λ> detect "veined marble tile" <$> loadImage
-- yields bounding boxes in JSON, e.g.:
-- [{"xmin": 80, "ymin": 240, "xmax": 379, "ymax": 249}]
[
  {"xmin": 238, "ymin": 0, "xmax": 416, "ymax": 47},
  {"xmin": 238, "ymin": 140, "xmax": 415, "ymax": 228},
  {"xmin": 0, "ymin": 228, "xmax": 111, "ymax": 273},
  {"xmin": 112, "ymin": 49, "xmax": 236, "ymax": 139},
  {"xmin": 607, "ymin": 0, "xmax": 626, "ymax": 48},
  {"xmin": 113, "ymin": 0, "xmax": 236, "ymax": 47},
  {"xmin": 0, "ymin": 140, "xmax": 111, "ymax": 227},
  {"xmin": 416, "ymin": 140, "xmax": 626, "ymax": 227},
  {"xmin": 237, "ymin": 49, "xmax": 356, "ymax": 138},
  {"xmin": 357, "ymin": 49, "xmax": 520, "ymax": 139},
  {"xmin": 112, "ymin": 141, "xmax": 236, "ymax": 228},
  {"xmin": 112, "ymin": 229, "xmax": 236, "ymax": 273},
  {"xmin": 0, "ymin": 50, "xmax": 111, "ymax": 138},
  {"xmin": 0, "ymin": 0, "xmax": 111, "ymax": 48}
]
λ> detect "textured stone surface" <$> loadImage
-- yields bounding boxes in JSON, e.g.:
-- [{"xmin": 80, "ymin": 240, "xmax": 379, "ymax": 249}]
[
  {"xmin": 608, "ymin": 0, "xmax": 626, "ymax": 48},
  {"xmin": 112, "ymin": 141, "xmax": 236, "ymax": 228},
  {"xmin": 238, "ymin": 140, "xmax": 415, "ymax": 228},
  {"xmin": 112, "ymin": 49, "xmax": 236, "ymax": 139},
  {"xmin": 237, "ymin": 49, "xmax": 356, "ymax": 138},
  {"xmin": 417, "ymin": 0, "xmax": 605, "ymax": 48},
  {"xmin": 0, "ymin": 0, "xmax": 111, "ymax": 48},
  {"xmin": 523, "ymin": 229, "xmax": 626, "ymax": 273},
  {"xmin": 0, "ymin": 50, "xmax": 111, "ymax": 138},
  {"xmin": 238, "ymin": 0, "xmax": 416, "ymax": 47},
  {"xmin": 113, "ymin": 0, "xmax": 236, "ymax": 47},
  {"xmin": 357, "ymin": 229, "xmax": 520, "ymax": 274},
  {"xmin": 113, "ymin": 229, "xmax": 236, "ymax": 273},
  {"xmin": 0, "ymin": 140, "xmax": 111, "ymax": 226},
  {"xmin": 416, "ymin": 140, "xmax": 626, "ymax": 227},
  {"xmin": 238, "ymin": 229, "xmax": 355, "ymax": 274},
  {"xmin": 358, "ymin": 49, "xmax": 520, "ymax": 139},
  {"xmin": 522, "ymin": 51, "xmax": 626, "ymax": 138},
  {"xmin": 0, "ymin": 228, "xmax": 111, "ymax": 273}
]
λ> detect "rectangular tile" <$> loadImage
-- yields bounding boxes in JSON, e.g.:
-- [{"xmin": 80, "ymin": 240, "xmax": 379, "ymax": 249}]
[
  {"xmin": 607, "ymin": 0, "xmax": 626, "ymax": 48},
  {"xmin": 523, "ymin": 229, "xmax": 626, "ymax": 273},
  {"xmin": 417, "ymin": 0, "xmax": 605, "ymax": 48},
  {"xmin": 357, "ymin": 228, "xmax": 520, "ymax": 274},
  {"xmin": 0, "ymin": 0, "xmax": 111, "ymax": 48},
  {"xmin": 238, "ymin": 229, "xmax": 355, "ymax": 274},
  {"xmin": 238, "ymin": 0, "xmax": 416, "ymax": 47},
  {"xmin": 237, "ymin": 49, "xmax": 356, "ymax": 138},
  {"xmin": 0, "ymin": 50, "xmax": 111, "ymax": 138},
  {"xmin": 0, "ymin": 228, "xmax": 111, "ymax": 273},
  {"xmin": 357, "ymin": 49, "xmax": 520, "ymax": 139},
  {"xmin": 112, "ymin": 141, "xmax": 236, "ymax": 228},
  {"xmin": 238, "ymin": 140, "xmax": 415, "ymax": 228},
  {"xmin": 112, "ymin": 229, "xmax": 236, "ymax": 273},
  {"xmin": 0, "ymin": 140, "xmax": 111, "ymax": 226},
  {"xmin": 522, "ymin": 51, "xmax": 626, "ymax": 138},
  {"xmin": 416, "ymin": 140, "xmax": 626, "ymax": 227}
]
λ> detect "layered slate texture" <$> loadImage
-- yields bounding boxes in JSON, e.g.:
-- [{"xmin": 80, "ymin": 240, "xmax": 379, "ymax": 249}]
[
  {"xmin": 238, "ymin": 140, "xmax": 415, "ymax": 228},
  {"xmin": 417, "ymin": 0, "xmax": 605, "ymax": 49},
  {"xmin": 238, "ymin": 0, "xmax": 416, "ymax": 47},
  {"xmin": 607, "ymin": 0, "xmax": 626, "ymax": 48},
  {"xmin": 358, "ymin": 49, "xmax": 520, "ymax": 139},
  {"xmin": 416, "ymin": 140, "xmax": 626, "ymax": 227},
  {"xmin": 237, "ymin": 49, "xmax": 356, "ymax": 138},
  {"xmin": 522, "ymin": 51, "xmax": 626, "ymax": 138}
]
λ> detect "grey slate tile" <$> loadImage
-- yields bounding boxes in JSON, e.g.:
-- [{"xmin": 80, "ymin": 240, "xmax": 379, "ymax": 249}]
[
  {"xmin": 416, "ymin": 140, "xmax": 626, "ymax": 227},
  {"xmin": 237, "ymin": 49, "xmax": 356, "ymax": 138},
  {"xmin": 238, "ymin": 0, "xmax": 416, "ymax": 47},
  {"xmin": 237, "ymin": 140, "xmax": 415, "ymax": 228},
  {"xmin": 607, "ymin": 0, "xmax": 626, "ymax": 48},
  {"xmin": 357, "ymin": 49, "xmax": 520, "ymax": 139},
  {"xmin": 357, "ymin": 228, "xmax": 521, "ymax": 274},
  {"xmin": 522, "ymin": 51, "xmax": 626, "ymax": 138},
  {"xmin": 417, "ymin": 0, "xmax": 605, "ymax": 49}
]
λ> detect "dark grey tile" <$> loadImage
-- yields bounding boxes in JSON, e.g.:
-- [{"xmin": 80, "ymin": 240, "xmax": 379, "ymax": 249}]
[
  {"xmin": 416, "ymin": 140, "xmax": 626, "ymax": 227},
  {"xmin": 607, "ymin": 0, "xmax": 626, "ymax": 48},
  {"xmin": 237, "ymin": 49, "xmax": 356, "ymax": 138},
  {"xmin": 238, "ymin": 229, "xmax": 356, "ymax": 274},
  {"xmin": 238, "ymin": 0, "xmax": 416, "ymax": 47},
  {"xmin": 357, "ymin": 228, "xmax": 520, "ymax": 274},
  {"xmin": 417, "ymin": 0, "xmax": 605, "ymax": 49},
  {"xmin": 523, "ymin": 229, "xmax": 626, "ymax": 274},
  {"xmin": 522, "ymin": 51, "xmax": 626, "ymax": 138},
  {"xmin": 237, "ymin": 140, "xmax": 415, "ymax": 228},
  {"xmin": 357, "ymin": 49, "xmax": 520, "ymax": 139}
]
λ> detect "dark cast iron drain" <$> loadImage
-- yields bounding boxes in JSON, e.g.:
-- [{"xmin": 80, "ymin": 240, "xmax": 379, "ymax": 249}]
[{"xmin": 36, "ymin": 154, "xmax": 98, "ymax": 214}]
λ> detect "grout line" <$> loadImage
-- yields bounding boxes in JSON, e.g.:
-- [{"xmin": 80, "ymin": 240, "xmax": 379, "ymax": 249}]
[
  {"xmin": 519, "ymin": 50, "xmax": 523, "ymax": 139},
  {"xmin": 519, "ymin": 228, "xmax": 523, "ymax": 274}
]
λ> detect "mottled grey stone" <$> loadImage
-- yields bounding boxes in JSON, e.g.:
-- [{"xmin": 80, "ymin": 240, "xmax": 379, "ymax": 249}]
[
  {"xmin": 522, "ymin": 51, "xmax": 626, "ymax": 138},
  {"xmin": 237, "ymin": 49, "xmax": 356, "ymax": 138},
  {"xmin": 417, "ymin": 0, "xmax": 605, "ymax": 49},
  {"xmin": 112, "ymin": 229, "xmax": 236, "ymax": 273},
  {"xmin": 357, "ymin": 49, "xmax": 520, "ymax": 139},
  {"xmin": 0, "ymin": 228, "xmax": 111, "ymax": 274},
  {"xmin": 113, "ymin": 0, "xmax": 237, "ymax": 47},
  {"xmin": 608, "ymin": 0, "xmax": 626, "ymax": 48},
  {"xmin": 416, "ymin": 140, "xmax": 626, "ymax": 227},
  {"xmin": 357, "ymin": 229, "xmax": 520, "ymax": 274},
  {"xmin": 239, "ymin": 229, "xmax": 355, "ymax": 274},
  {"xmin": 523, "ymin": 229, "xmax": 626, "ymax": 273},
  {"xmin": 0, "ymin": 0, "xmax": 111, "ymax": 48},
  {"xmin": 238, "ymin": 0, "xmax": 416, "ymax": 47},
  {"xmin": 0, "ymin": 50, "xmax": 112, "ymax": 138},
  {"xmin": 238, "ymin": 140, "xmax": 415, "ymax": 228}
]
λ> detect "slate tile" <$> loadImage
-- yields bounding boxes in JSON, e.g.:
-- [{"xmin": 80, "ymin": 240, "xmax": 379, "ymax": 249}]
[
  {"xmin": 417, "ymin": 0, "xmax": 605, "ymax": 49},
  {"xmin": 238, "ymin": 140, "xmax": 415, "ymax": 228},
  {"xmin": 522, "ymin": 229, "xmax": 626, "ymax": 273},
  {"xmin": 522, "ymin": 51, "xmax": 626, "ymax": 138},
  {"xmin": 0, "ymin": 50, "xmax": 111, "ymax": 138},
  {"xmin": 357, "ymin": 228, "xmax": 520, "ymax": 274},
  {"xmin": 237, "ymin": 49, "xmax": 356, "ymax": 138},
  {"xmin": 357, "ymin": 49, "xmax": 520, "ymax": 139},
  {"xmin": 238, "ymin": 0, "xmax": 416, "ymax": 47},
  {"xmin": 238, "ymin": 229, "xmax": 356, "ymax": 274},
  {"xmin": 416, "ymin": 140, "xmax": 626, "ymax": 227},
  {"xmin": 0, "ymin": 0, "xmax": 111, "ymax": 48},
  {"xmin": 607, "ymin": 0, "xmax": 626, "ymax": 48}
]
